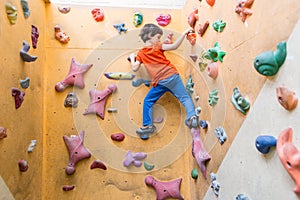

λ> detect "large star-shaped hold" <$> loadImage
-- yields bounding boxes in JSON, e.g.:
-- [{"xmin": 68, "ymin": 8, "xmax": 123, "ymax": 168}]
[
  {"xmin": 191, "ymin": 128, "xmax": 211, "ymax": 178},
  {"xmin": 83, "ymin": 84, "xmax": 117, "ymax": 119},
  {"xmin": 55, "ymin": 58, "xmax": 93, "ymax": 92},
  {"xmin": 145, "ymin": 175, "xmax": 184, "ymax": 200},
  {"xmin": 63, "ymin": 130, "xmax": 91, "ymax": 175}
]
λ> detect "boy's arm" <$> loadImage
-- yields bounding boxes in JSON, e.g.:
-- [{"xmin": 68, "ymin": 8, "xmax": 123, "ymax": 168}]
[
  {"xmin": 129, "ymin": 53, "xmax": 141, "ymax": 72},
  {"xmin": 162, "ymin": 27, "xmax": 194, "ymax": 51}
]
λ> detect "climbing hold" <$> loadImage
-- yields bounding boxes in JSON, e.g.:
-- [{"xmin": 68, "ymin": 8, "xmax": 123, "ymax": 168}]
[
  {"xmin": 5, "ymin": 3, "xmax": 17, "ymax": 25},
  {"xmin": 196, "ymin": 21, "xmax": 209, "ymax": 37},
  {"xmin": 64, "ymin": 92, "xmax": 78, "ymax": 108},
  {"xmin": 133, "ymin": 12, "xmax": 143, "ymax": 27},
  {"xmin": 205, "ymin": 42, "xmax": 226, "ymax": 62},
  {"xmin": 231, "ymin": 87, "xmax": 250, "ymax": 115},
  {"xmin": 20, "ymin": 40, "xmax": 37, "ymax": 62},
  {"xmin": 210, "ymin": 173, "xmax": 220, "ymax": 197},
  {"xmin": 0, "ymin": 127, "xmax": 7, "ymax": 139},
  {"xmin": 63, "ymin": 131, "xmax": 91, "ymax": 175},
  {"xmin": 91, "ymin": 8, "xmax": 104, "ymax": 22},
  {"xmin": 107, "ymin": 108, "xmax": 118, "ymax": 113},
  {"xmin": 276, "ymin": 84, "xmax": 298, "ymax": 111},
  {"xmin": 55, "ymin": 58, "xmax": 93, "ymax": 92},
  {"xmin": 62, "ymin": 185, "xmax": 75, "ymax": 191},
  {"xmin": 277, "ymin": 127, "xmax": 300, "ymax": 194},
  {"xmin": 213, "ymin": 19, "xmax": 226, "ymax": 32},
  {"xmin": 254, "ymin": 41, "xmax": 287, "ymax": 76},
  {"xmin": 27, "ymin": 139, "xmax": 37, "ymax": 153},
  {"xmin": 31, "ymin": 25, "xmax": 39, "ymax": 49},
  {"xmin": 186, "ymin": 75, "xmax": 194, "ymax": 97},
  {"xmin": 58, "ymin": 6, "xmax": 71, "ymax": 14},
  {"xmin": 104, "ymin": 72, "xmax": 135, "ymax": 80},
  {"xmin": 54, "ymin": 25, "xmax": 70, "ymax": 44},
  {"xmin": 156, "ymin": 14, "xmax": 171, "ymax": 26},
  {"xmin": 20, "ymin": 77, "xmax": 30, "ymax": 89},
  {"xmin": 187, "ymin": 8, "xmax": 199, "ymax": 28},
  {"xmin": 90, "ymin": 160, "xmax": 107, "ymax": 170},
  {"xmin": 191, "ymin": 168, "xmax": 199, "ymax": 179},
  {"xmin": 145, "ymin": 175, "xmax": 184, "ymax": 200},
  {"xmin": 21, "ymin": 0, "xmax": 30, "ymax": 18},
  {"xmin": 12, "ymin": 88, "xmax": 25, "ymax": 109},
  {"xmin": 255, "ymin": 135, "xmax": 277, "ymax": 154},
  {"xmin": 207, "ymin": 62, "xmax": 218, "ymax": 79},
  {"xmin": 18, "ymin": 159, "xmax": 29, "ymax": 172},
  {"xmin": 189, "ymin": 54, "xmax": 198, "ymax": 62},
  {"xmin": 214, "ymin": 126, "xmax": 227, "ymax": 144},
  {"xmin": 199, "ymin": 120, "xmax": 208, "ymax": 129},
  {"xmin": 198, "ymin": 50, "xmax": 209, "ymax": 71},
  {"xmin": 206, "ymin": 0, "xmax": 216, "ymax": 7},
  {"xmin": 186, "ymin": 31, "xmax": 197, "ymax": 45},
  {"xmin": 83, "ymin": 84, "xmax": 117, "ymax": 119},
  {"xmin": 208, "ymin": 89, "xmax": 219, "ymax": 106},
  {"xmin": 111, "ymin": 133, "xmax": 125, "ymax": 141},
  {"xmin": 123, "ymin": 150, "xmax": 147, "ymax": 167},
  {"xmin": 113, "ymin": 23, "xmax": 127, "ymax": 33},
  {"xmin": 144, "ymin": 161, "xmax": 155, "ymax": 171},
  {"xmin": 191, "ymin": 128, "xmax": 211, "ymax": 178},
  {"xmin": 236, "ymin": 193, "xmax": 250, "ymax": 200},
  {"xmin": 235, "ymin": 0, "xmax": 254, "ymax": 23}
]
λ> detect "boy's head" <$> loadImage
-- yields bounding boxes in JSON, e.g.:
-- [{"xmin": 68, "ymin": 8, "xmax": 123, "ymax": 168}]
[{"xmin": 139, "ymin": 23, "xmax": 163, "ymax": 43}]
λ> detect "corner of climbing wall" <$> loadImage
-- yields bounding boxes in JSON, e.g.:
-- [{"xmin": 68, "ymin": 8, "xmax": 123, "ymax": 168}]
[{"xmin": 0, "ymin": 0, "xmax": 47, "ymax": 199}]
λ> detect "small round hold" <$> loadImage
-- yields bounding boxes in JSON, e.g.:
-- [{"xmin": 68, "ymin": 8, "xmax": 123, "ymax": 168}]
[
  {"xmin": 191, "ymin": 168, "xmax": 199, "ymax": 179},
  {"xmin": 111, "ymin": 133, "xmax": 125, "ymax": 141},
  {"xmin": 18, "ymin": 159, "xmax": 29, "ymax": 172}
]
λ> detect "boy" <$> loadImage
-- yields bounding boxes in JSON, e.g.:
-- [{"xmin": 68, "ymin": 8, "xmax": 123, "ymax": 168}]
[{"xmin": 130, "ymin": 23, "xmax": 199, "ymax": 140}]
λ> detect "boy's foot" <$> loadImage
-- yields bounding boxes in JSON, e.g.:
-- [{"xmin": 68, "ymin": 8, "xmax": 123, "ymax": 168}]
[
  {"xmin": 136, "ymin": 125, "xmax": 156, "ymax": 140},
  {"xmin": 187, "ymin": 116, "xmax": 199, "ymax": 129}
]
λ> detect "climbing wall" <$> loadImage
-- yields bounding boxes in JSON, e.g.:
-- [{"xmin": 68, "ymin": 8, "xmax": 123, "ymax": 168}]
[
  {"xmin": 0, "ymin": 0, "xmax": 46, "ymax": 199},
  {"xmin": 0, "ymin": 0, "xmax": 300, "ymax": 199}
]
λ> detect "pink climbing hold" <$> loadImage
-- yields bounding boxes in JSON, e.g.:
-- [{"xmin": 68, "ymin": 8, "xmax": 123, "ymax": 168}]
[
  {"xmin": 111, "ymin": 133, "xmax": 125, "ymax": 141},
  {"xmin": 63, "ymin": 130, "xmax": 91, "ymax": 175},
  {"xmin": 18, "ymin": 159, "xmax": 29, "ymax": 172},
  {"xmin": 191, "ymin": 128, "xmax": 211, "ymax": 178},
  {"xmin": 0, "ymin": 127, "xmax": 7, "ymax": 139},
  {"xmin": 83, "ymin": 84, "xmax": 117, "ymax": 119},
  {"xmin": 12, "ymin": 88, "xmax": 25, "ymax": 109},
  {"xmin": 187, "ymin": 8, "xmax": 199, "ymax": 28},
  {"xmin": 207, "ymin": 62, "xmax": 219, "ymax": 79},
  {"xmin": 145, "ymin": 175, "xmax": 184, "ymax": 200},
  {"xmin": 62, "ymin": 185, "xmax": 75, "ymax": 191},
  {"xmin": 55, "ymin": 58, "xmax": 93, "ymax": 92},
  {"xmin": 156, "ymin": 14, "xmax": 171, "ymax": 26},
  {"xmin": 90, "ymin": 160, "xmax": 107, "ymax": 170}
]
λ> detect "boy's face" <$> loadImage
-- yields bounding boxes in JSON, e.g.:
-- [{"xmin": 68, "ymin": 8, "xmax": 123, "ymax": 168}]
[{"xmin": 149, "ymin": 33, "xmax": 162, "ymax": 44}]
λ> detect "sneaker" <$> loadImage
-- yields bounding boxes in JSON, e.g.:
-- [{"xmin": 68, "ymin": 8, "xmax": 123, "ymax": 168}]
[
  {"xmin": 136, "ymin": 125, "xmax": 156, "ymax": 140},
  {"xmin": 187, "ymin": 116, "xmax": 199, "ymax": 129}
]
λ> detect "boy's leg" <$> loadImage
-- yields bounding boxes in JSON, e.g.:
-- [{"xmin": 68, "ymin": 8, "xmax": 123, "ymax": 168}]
[
  {"xmin": 142, "ymin": 84, "xmax": 169, "ymax": 126},
  {"xmin": 162, "ymin": 74, "xmax": 197, "ymax": 127},
  {"xmin": 137, "ymin": 84, "xmax": 168, "ymax": 139}
]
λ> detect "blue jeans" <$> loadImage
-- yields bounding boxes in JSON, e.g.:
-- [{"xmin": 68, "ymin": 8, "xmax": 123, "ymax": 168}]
[{"xmin": 142, "ymin": 74, "xmax": 195, "ymax": 127}]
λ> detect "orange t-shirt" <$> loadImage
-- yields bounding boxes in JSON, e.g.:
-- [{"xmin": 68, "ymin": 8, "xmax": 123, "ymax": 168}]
[{"xmin": 136, "ymin": 42, "xmax": 178, "ymax": 87}]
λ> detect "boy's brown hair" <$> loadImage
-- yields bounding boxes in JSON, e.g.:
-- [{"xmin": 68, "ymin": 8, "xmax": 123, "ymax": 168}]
[{"xmin": 139, "ymin": 23, "xmax": 163, "ymax": 43}]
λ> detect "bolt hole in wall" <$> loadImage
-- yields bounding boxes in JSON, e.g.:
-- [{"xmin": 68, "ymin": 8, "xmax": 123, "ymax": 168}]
[{"xmin": 50, "ymin": 0, "xmax": 186, "ymax": 9}]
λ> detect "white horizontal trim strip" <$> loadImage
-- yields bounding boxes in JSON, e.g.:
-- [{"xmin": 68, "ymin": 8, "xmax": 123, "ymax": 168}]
[{"xmin": 50, "ymin": 0, "xmax": 186, "ymax": 9}]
